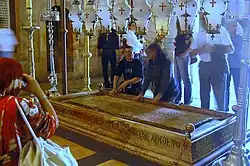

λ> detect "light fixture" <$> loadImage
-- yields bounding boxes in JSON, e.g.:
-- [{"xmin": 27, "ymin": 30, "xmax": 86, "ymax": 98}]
[{"xmin": 69, "ymin": 0, "xmax": 83, "ymax": 33}]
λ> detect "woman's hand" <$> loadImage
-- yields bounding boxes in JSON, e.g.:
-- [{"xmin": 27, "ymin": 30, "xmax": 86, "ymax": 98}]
[
  {"xmin": 134, "ymin": 94, "xmax": 144, "ymax": 102},
  {"xmin": 22, "ymin": 74, "xmax": 44, "ymax": 97},
  {"xmin": 151, "ymin": 98, "xmax": 160, "ymax": 105}
]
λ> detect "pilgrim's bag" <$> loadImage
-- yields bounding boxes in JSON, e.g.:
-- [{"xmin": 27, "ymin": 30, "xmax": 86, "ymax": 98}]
[{"xmin": 14, "ymin": 98, "xmax": 78, "ymax": 166}]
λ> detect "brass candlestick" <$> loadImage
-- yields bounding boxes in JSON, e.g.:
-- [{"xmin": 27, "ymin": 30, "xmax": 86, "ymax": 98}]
[
  {"xmin": 40, "ymin": 0, "xmax": 60, "ymax": 97},
  {"xmin": 22, "ymin": 0, "xmax": 40, "ymax": 79},
  {"xmin": 156, "ymin": 26, "xmax": 168, "ymax": 46},
  {"xmin": 22, "ymin": 0, "xmax": 40, "ymax": 102},
  {"xmin": 82, "ymin": 27, "xmax": 93, "ymax": 92}
]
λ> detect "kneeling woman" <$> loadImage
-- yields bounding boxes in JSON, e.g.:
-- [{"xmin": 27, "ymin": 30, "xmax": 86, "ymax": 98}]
[{"xmin": 135, "ymin": 43, "xmax": 179, "ymax": 104}]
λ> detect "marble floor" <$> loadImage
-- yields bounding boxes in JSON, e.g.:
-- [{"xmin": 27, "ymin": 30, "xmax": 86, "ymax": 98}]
[{"xmin": 52, "ymin": 127, "xmax": 158, "ymax": 166}]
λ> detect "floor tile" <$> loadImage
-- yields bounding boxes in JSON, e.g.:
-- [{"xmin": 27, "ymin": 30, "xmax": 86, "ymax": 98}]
[
  {"xmin": 50, "ymin": 135, "xmax": 96, "ymax": 160},
  {"xmin": 97, "ymin": 159, "xmax": 128, "ymax": 166}
]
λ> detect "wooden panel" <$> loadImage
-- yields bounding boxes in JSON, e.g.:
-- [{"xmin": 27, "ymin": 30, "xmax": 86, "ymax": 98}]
[{"xmin": 9, "ymin": 0, "xmax": 16, "ymax": 32}]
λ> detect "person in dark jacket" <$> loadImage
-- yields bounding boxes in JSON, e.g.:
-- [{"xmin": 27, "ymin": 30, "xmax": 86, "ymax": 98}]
[
  {"xmin": 97, "ymin": 28, "xmax": 119, "ymax": 88},
  {"xmin": 134, "ymin": 43, "xmax": 179, "ymax": 104}
]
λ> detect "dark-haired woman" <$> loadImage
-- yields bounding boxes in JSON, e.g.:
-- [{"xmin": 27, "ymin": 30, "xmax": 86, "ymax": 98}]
[{"xmin": 134, "ymin": 43, "xmax": 179, "ymax": 104}]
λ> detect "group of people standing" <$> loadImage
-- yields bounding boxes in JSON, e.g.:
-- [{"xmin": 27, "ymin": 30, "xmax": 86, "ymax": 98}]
[
  {"xmin": 98, "ymin": 21, "xmax": 180, "ymax": 105},
  {"xmin": 98, "ymin": 12, "xmax": 245, "ymax": 112}
]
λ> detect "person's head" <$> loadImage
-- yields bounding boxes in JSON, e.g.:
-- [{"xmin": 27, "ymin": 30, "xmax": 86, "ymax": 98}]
[
  {"xmin": 128, "ymin": 22, "xmax": 137, "ymax": 32},
  {"xmin": 146, "ymin": 43, "xmax": 163, "ymax": 61},
  {"xmin": 122, "ymin": 38, "xmax": 128, "ymax": 46},
  {"xmin": 0, "ymin": 28, "xmax": 18, "ymax": 58},
  {"xmin": 199, "ymin": 12, "xmax": 208, "ymax": 31},
  {"xmin": 227, "ymin": 20, "xmax": 238, "ymax": 36},
  {"xmin": 124, "ymin": 46, "xmax": 134, "ymax": 61},
  {"xmin": 0, "ymin": 58, "xmax": 23, "ymax": 96}
]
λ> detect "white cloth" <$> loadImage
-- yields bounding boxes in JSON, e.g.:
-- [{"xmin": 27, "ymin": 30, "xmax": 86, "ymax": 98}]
[
  {"xmin": 124, "ymin": 30, "xmax": 143, "ymax": 54},
  {"xmin": 190, "ymin": 30, "xmax": 211, "ymax": 62},
  {"xmin": 190, "ymin": 26, "xmax": 233, "ymax": 62},
  {"xmin": 0, "ymin": 28, "xmax": 18, "ymax": 52}
]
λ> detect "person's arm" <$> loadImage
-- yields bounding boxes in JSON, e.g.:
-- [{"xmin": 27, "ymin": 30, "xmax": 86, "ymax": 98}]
[
  {"xmin": 154, "ymin": 63, "xmax": 171, "ymax": 100},
  {"xmin": 190, "ymin": 49, "xmax": 199, "ymax": 57},
  {"xmin": 112, "ymin": 76, "xmax": 120, "ymax": 90},
  {"xmin": 97, "ymin": 35, "xmax": 102, "ymax": 50},
  {"xmin": 125, "ymin": 77, "xmax": 142, "ymax": 85},
  {"xmin": 114, "ymin": 33, "xmax": 120, "ymax": 50},
  {"xmin": 113, "ymin": 33, "xmax": 120, "ymax": 56},
  {"xmin": 22, "ymin": 74, "xmax": 59, "ymax": 129},
  {"xmin": 117, "ymin": 60, "xmax": 143, "ymax": 92},
  {"xmin": 188, "ymin": 37, "xmax": 199, "ymax": 57},
  {"xmin": 211, "ymin": 27, "xmax": 235, "ymax": 54},
  {"xmin": 140, "ymin": 62, "xmax": 151, "ymax": 96},
  {"xmin": 97, "ymin": 35, "xmax": 103, "ymax": 56},
  {"xmin": 112, "ymin": 61, "xmax": 123, "ymax": 90},
  {"xmin": 232, "ymin": 36, "xmax": 243, "ymax": 55},
  {"xmin": 212, "ymin": 44, "xmax": 234, "ymax": 54}
]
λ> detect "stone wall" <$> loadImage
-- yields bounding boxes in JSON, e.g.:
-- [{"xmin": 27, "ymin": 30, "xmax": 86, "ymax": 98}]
[
  {"xmin": 14, "ymin": 0, "xmax": 49, "ymax": 82},
  {"xmin": 11, "ymin": 0, "xmax": 104, "ymax": 83}
]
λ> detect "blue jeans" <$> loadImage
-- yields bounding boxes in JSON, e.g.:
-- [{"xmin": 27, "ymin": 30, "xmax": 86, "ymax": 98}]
[
  {"xmin": 174, "ymin": 55, "xmax": 192, "ymax": 104},
  {"xmin": 199, "ymin": 61, "xmax": 227, "ymax": 111},
  {"xmin": 225, "ymin": 68, "xmax": 240, "ymax": 111}
]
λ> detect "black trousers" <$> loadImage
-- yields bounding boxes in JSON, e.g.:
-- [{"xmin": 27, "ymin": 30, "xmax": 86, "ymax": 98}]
[{"xmin": 101, "ymin": 50, "xmax": 117, "ymax": 88}]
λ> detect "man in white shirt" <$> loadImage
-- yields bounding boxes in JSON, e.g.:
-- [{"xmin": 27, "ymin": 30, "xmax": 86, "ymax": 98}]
[
  {"xmin": 124, "ymin": 22, "xmax": 143, "ymax": 59},
  {"xmin": 0, "ymin": 28, "xmax": 18, "ymax": 58},
  {"xmin": 190, "ymin": 13, "xmax": 234, "ymax": 112}
]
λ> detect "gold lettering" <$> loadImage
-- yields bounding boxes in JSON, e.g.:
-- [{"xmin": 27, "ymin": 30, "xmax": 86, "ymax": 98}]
[{"xmin": 55, "ymin": 105, "xmax": 182, "ymax": 149}]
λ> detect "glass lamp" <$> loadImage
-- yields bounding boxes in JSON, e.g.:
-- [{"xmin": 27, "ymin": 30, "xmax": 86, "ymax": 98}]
[
  {"xmin": 97, "ymin": 0, "xmax": 111, "ymax": 33},
  {"xmin": 132, "ymin": 0, "xmax": 152, "ymax": 36},
  {"xmin": 112, "ymin": 0, "xmax": 131, "ymax": 35},
  {"xmin": 69, "ymin": 0, "xmax": 83, "ymax": 33},
  {"xmin": 82, "ymin": 0, "xmax": 97, "ymax": 35},
  {"xmin": 151, "ymin": 0, "xmax": 174, "ymax": 39}
]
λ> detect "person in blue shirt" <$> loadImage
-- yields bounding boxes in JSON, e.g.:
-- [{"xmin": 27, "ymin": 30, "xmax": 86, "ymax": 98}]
[
  {"xmin": 0, "ymin": 28, "xmax": 18, "ymax": 58},
  {"xmin": 226, "ymin": 20, "xmax": 243, "ymax": 101},
  {"xmin": 110, "ymin": 46, "xmax": 143, "ymax": 96},
  {"xmin": 134, "ymin": 43, "xmax": 179, "ymax": 104}
]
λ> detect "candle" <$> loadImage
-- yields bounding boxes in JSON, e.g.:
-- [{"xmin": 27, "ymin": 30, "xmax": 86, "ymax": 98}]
[
  {"xmin": 26, "ymin": 0, "xmax": 32, "ymax": 9},
  {"xmin": 131, "ymin": 0, "xmax": 134, "ymax": 8}
]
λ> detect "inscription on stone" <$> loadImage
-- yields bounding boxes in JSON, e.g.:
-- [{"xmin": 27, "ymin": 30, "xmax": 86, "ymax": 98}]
[
  {"xmin": 192, "ymin": 123, "xmax": 234, "ymax": 160},
  {"xmin": 57, "ymin": 105, "xmax": 184, "ymax": 149},
  {"xmin": 0, "ymin": 0, "xmax": 9, "ymax": 28}
]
